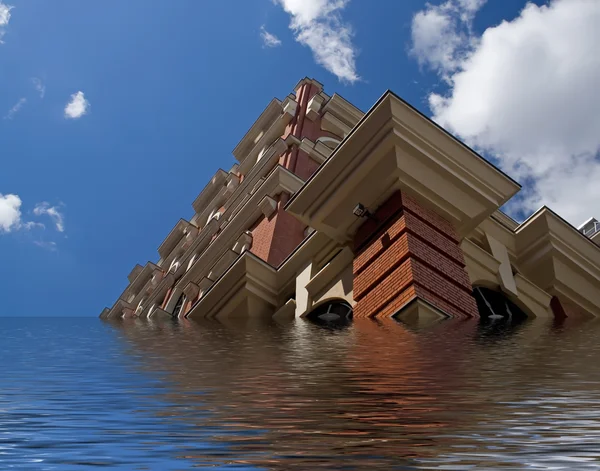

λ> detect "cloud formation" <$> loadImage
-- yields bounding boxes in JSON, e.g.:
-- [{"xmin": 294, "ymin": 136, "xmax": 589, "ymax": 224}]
[
  {"xmin": 411, "ymin": 0, "xmax": 485, "ymax": 78},
  {"xmin": 0, "ymin": 193, "xmax": 23, "ymax": 232},
  {"xmin": 4, "ymin": 97, "xmax": 26, "ymax": 120},
  {"xmin": 34, "ymin": 240, "xmax": 57, "ymax": 251},
  {"xmin": 276, "ymin": 0, "xmax": 359, "ymax": 83},
  {"xmin": 0, "ymin": 194, "xmax": 44, "ymax": 232},
  {"xmin": 411, "ymin": 0, "xmax": 600, "ymax": 225},
  {"xmin": 64, "ymin": 91, "xmax": 89, "ymax": 119},
  {"xmin": 0, "ymin": 2, "xmax": 11, "ymax": 43},
  {"xmin": 33, "ymin": 202, "xmax": 65, "ymax": 232},
  {"xmin": 32, "ymin": 78, "xmax": 46, "ymax": 98},
  {"xmin": 260, "ymin": 26, "xmax": 282, "ymax": 47}
]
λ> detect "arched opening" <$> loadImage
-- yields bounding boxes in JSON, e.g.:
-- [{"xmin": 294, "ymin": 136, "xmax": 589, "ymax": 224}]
[
  {"xmin": 473, "ymin": 286, "xmax": 529, "ymax": 336},
  {"xmin": 306, "ymin": 300, "xmax": 353, "ymax": 328},
  {"xmin": 316, "ymin": 136, "xmax": 342, "ymax": 150},
  {"xmin": 172, "ymin": 293, "xmax": 187, "ymax": 318}
]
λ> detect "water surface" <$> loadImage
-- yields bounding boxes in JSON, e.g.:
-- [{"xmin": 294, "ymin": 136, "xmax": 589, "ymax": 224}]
[{"xmin": 2, "ymin": 315, "xmax": 600, "ymax": 469}]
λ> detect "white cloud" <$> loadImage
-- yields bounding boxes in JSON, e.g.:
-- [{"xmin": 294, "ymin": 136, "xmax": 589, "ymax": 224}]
[
  {"xmin": 411, "ymin": 0, "xmax": 485, "ymax": 77},
  {"xmin": 0, "ymin": 193, "xmax": 23, "ymax": 232},
  {"xmin": 32, "ymin": 78, "xmax": 45, "ymax": 98},
  {"xmin": 260, "ymin": 26, "xmax": 282, "ymax": 48},
  {"xmin": 34, "ymin": 240, "xmax": 57, "ymax": 251},
  {"xmin": 0, "ymin": 2, "xmax": 12, "ymax": 43},
  {"xmin": 412, "ymin": 0, "xmax": 600, "ymax": 226},
  {"xmin": 33, "ymin": 202, "xmax": 65, "ymax": 232},
  {"xmin": 23, "ymin": 221, "xmax": 45, "ymax": 230},
  {"xmin": 0, "ymin": 193, "xmax": 48, "ymax": 237},
  {"xmin": 275, "ymin": 0, "xmax": 359, "ymax": 83},
  {"xmin": 64, "ymin": 91, "xmax": 89, "ymax": 119},
  {"xmin": 4, "ymin": 97, "xmax": 26, "ymax": 120}
]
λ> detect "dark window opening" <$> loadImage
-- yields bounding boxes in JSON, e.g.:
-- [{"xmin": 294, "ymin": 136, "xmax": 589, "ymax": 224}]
[
  {"xmin": 306, "ymin": 301, "xmax": 353, "ymax": 329},
  {"xmin": 172, "ymin": 294, "xmax": 186, "ymax": 318},
  {"xmin": 473, "ymin": 286, "xmax": 528, "ymax": 336}
]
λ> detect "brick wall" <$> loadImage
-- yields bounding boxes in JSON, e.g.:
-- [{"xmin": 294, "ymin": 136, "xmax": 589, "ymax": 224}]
[
  {"xmin": 353, "ymin": 191, "xmax": 479, "ymax": 319},
  {"xmin": 249, "ymin": 207, "xmax": 278, "ymax": 262},
  {"xmin": 249, "ymin": 193, "xmax": 306, "ymax": 268},
  {"xmin": 249, "ymin": 80, "xmax": 344, "ymax": 269}
]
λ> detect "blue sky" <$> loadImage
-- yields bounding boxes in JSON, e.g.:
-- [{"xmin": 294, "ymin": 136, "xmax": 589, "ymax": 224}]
[{"xmin": 1, "ymin": 0, "xmax": 598, "ymax": 317}]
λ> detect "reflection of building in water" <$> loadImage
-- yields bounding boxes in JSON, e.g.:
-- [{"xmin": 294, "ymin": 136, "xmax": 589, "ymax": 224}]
[
  {"xmin": 100, "ymin": 77, "xmax": 600, "ymax": 326},
  {"xmin": 109, "ymin": 314, "xmax": 600, "ymax": 469}
]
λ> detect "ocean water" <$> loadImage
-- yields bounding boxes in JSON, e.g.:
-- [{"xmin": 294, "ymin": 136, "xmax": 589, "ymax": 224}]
[{"xmin": 2, "ymin": 315, "xmax": 600, "ymax": 470}]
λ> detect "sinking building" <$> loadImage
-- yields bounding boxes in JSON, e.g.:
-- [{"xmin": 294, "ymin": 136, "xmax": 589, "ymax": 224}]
[{"xmin": 100, "ymin": 78, "xmax": 600, "ymax": 325}]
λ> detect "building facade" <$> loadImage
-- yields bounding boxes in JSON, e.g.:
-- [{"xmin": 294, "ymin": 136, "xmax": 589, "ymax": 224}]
[{"xmin": 99, "ymin": 78, "xmax": 600, "ymax": 325}]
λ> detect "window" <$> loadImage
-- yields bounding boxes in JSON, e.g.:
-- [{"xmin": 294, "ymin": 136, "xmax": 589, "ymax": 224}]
[
  {"xmin": 306, "ymin": 300, "xmax": 353, "ymax": 327},
  {"xmin": 172, "ymin": 293, "xmax": 187, "ymax": 318},
  {"xmin": 473, "ymin": 286, "xmax": 528, "ymax": 333}
]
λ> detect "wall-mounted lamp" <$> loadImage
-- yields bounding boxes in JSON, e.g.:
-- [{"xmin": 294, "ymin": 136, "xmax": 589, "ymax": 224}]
[{"xmin": 353, "ymin": 203, "xmax": 377, "ymax": 221}]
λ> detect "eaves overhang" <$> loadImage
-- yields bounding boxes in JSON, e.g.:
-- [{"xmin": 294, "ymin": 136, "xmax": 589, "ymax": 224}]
[
  {"xmin": 516, "ymin": 206, "xmax": 600, "ymax": 316},
  {"xmin": 286, "ymin": 91, "xmax": 521, "ymax": 242},
  {"xmin": 233, "ymin": 99, "xmax": 283, "ymax": 163},
  {"xmin": 192, "ymin": 169, "xmax": 228, "ymax": 214},
  {"xmin": 186, "ymin": 251, "xmax": 278, "ymax": 320},
  {"xmin": 177, "ymin": 165, "xmax": 304, "ymax": 291},
  {"xmin": 157, "ymin": 219, "xmax": 194, "ymax": 260},
  {"xmin": 128, "ymin": 262, "xmax": 161, "ymax": 297}
]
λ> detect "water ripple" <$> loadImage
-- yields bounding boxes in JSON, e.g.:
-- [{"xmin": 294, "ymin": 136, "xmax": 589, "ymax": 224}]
[{"xmin": 1, "ymin": 316, "xmax": 600, "ymax": 469}]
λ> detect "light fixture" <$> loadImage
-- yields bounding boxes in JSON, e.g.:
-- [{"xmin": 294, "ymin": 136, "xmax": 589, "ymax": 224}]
[{"xmin": 353, "ymin": 203, "xmax": 371, "ymax": 219}]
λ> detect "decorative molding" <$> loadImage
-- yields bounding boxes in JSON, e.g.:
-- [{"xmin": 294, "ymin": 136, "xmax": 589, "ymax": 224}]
[
  {"xmin": 197, "ymin": 277, "xmax": 213, "ymax": 300},
  {"xmin": 394, "ymin": 298, "xmax": 449, "ymax": 328},
  {"xmin": 294, "ymin": 77, "xmax": 324, "ymax": 95},
  {"xmin": 306, "ymin": 93, "xmax": 326, "ymax": 121},
  {"xmin": 282, "ymin": 97, "xmax": 298, "ymax": 118},
  {"xmin": 486, "ymin": 233, "xmax": 518, "ymax": 296},
  {"xmin": 192, "ymin": 169, "xmax": 228, "ymax": 214},
  {"xmin": 233, "ymin": 99, "xmax": 283, "ymax": 162},
  {"xmin": 225, "ymin": 173, "xmax": 241, "ymax": 196},
  {"xmin": 321, "ymin": 111, "xmax": 351, "ymax": 138},
  {"xmin": 516, "ymin": 207, "xmax": 600, "ymax": 316},
  {"xmin": 208, "ymin": 250, "xmax": 239, "ymax": 282},
  {"xmin": 157, "ymin": 219, "xmax": 194, "ymax": 260},
  {"xmin": 287, "ymin": 92, "xmax": 520, "ymax": 242},
  {"xmin": 514, "ymin": 274, "xmax": 552, "ymax": 318},
  {"xmin": 259, "ymin": 195, "xmax": 277, "ymax": 218},
  {"xmin": 127, "ymin": 264, "xmax": 144, "ymax": 283},
  {"xmin": 183, "ymin": 282, "xmax": 200, "ymax": 301},
  {"xmin": 232, "ymin": 231, "xmax": 253, "ymax": 254},
  {"xmin": 461, "ymin": 238, "xmax": 501, "ymax": 287},
  {"xmin": 148, "ymin": 306, "xmax": 172, "ymax": 320},
  {"xmin": 186, "ymin": 252, "xmax": 279, "ymax": 320},
  {"xmin": 305, "ymin": 247, "xmax": 353, "ymax": 297},
  {"xmin": 272, "ymin": 298, "xmax": 296, "ymax": 322},
  {"xmin": 299, "ymin": 138, "xmax": 328, "ymax": 164},
  {"xmin": 322, "ymin": 94, "xmax": 364, "ymax": 128}
]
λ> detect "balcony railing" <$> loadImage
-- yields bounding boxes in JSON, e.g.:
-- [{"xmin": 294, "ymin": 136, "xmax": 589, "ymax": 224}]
[{"xmin": 583, "ymin": 221, "xmax": 600, "ymax": 238}]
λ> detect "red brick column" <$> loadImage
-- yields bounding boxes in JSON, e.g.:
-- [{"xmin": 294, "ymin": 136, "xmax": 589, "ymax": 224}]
[
  {"xmin": 249, "ymin": 193, "xmax": 306, "ymax": 268},
  {"xmin": 353, "ymin": 191, "xmax": 479, "ymax": 319}
]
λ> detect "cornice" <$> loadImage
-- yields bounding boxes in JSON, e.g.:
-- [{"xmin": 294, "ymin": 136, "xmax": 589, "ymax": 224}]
[
  {"xmin": 238, "ymin": 101, "xmax": 297, "ymax": 175},
  {"xmin": 286, "ymin": 92, "xmax": 520, "ymax": 242},
  {"xmin": 191, "ymin": 169, "xmax": 228, "ymax": 214},
  {"xmin": 177, "ymin": 165, "xmax": 304, "ymax": 295},
  {"xmin": 322, "ymin": 93, "xmax": 364, "ymax": 127},
  {"xmin": 233, "ymin": 98, "xmax": 283, "ymax": 162},
  {"xmin": 157, "ymin": 219, "xmax": 194, "ymax": 260},
  {"xmin": 186, "ymin": 251, "xmax": 279, "ymax": 320},
  {"xmin": 516, "ymin": 207, "xmax": 600, "ymax": 315}
]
